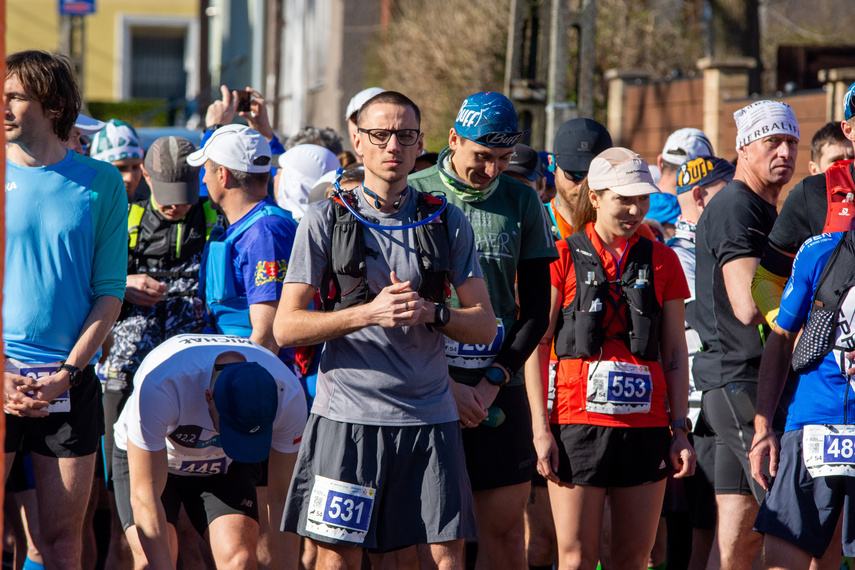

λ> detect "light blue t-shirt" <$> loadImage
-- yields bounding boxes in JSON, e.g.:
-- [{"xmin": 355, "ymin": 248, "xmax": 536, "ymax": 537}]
[{"xmin": 4, "ymin": 150, "xmax": 128, "ymax": 364}]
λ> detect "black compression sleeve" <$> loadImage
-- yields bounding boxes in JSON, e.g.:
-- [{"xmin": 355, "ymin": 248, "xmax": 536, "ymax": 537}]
[
  {"xmin": 492, "ymin": 257, "xmax": 552, "ymax": 376},
  {"xmin": 758, "ymin": 241, "xmax": 796, "ymax": 278}
]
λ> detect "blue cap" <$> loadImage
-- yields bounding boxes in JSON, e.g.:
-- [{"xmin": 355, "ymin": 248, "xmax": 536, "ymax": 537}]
[
  {"xmin": 676, "ymin": 157, "xmax": 735, "ymax": 195},
  {"xmin": 213, "ymin": 362, "xmax": 279, "ymax": 463},
  {"xmin": 845, "ymin": 82, "xmax": 855, "ymax": 121},
  {"xmin": 454, "ymin": 92, "xmax": 527, "ymax": 148}
]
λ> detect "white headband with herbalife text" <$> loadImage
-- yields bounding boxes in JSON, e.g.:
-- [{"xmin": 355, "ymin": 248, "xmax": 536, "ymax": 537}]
[{"xmin": 733, "ymin": 100, "xmax": 800, "ymax": 151}]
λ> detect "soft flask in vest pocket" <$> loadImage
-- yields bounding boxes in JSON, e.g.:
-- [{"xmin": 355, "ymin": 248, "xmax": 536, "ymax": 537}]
[{"xmin": 205, "ymin": 240, "xmax": 253, "ymax": 336}]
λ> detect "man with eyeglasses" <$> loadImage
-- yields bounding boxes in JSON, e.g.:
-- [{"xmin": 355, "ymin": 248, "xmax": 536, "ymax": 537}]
[
  {"xmin": 275, "ymin": 90, "xmax": 497, "ymax": 569},
  {"xmin": 547, "ymin": 118, "xmax": 614, "ymax": 240},
  {"xmin": 408, "ymin": 91, "xmax": 557, "ymax": 570}
]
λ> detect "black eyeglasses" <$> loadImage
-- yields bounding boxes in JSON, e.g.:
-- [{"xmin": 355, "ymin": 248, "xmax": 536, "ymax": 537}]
[
  {"xmin": 563, "ymin": 170, "xmax": 587, "ymax": 183},
  {"xmin": 358, "ymin": 128, "xmax": 420, "ymax": 146}
]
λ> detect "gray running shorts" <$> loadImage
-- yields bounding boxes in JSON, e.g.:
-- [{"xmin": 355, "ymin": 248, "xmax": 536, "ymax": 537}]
[
  {"xmin": 755, "ymin": 429, "xmax": 855, "ymax": 558},
  {"xmin": 281, "ymin": 414, "xmax": 476, "ymax": 552}
]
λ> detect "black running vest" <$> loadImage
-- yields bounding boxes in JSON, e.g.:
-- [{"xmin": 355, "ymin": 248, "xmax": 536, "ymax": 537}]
[
  {"xmin": 553, "ymin": 232, "xmax": 662, "ymax": 361},
  {"xmin": 322, "ymin": 191, "xmax": 451, "ymax": 312}
]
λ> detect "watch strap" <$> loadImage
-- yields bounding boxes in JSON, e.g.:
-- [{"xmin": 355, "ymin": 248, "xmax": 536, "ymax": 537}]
[
  {"xmin": 434, "ymin": 303, "xmax": 450, "ymax": 327},
  {"xmin": 670, "ymin": 417, "xmax": 692, "ymax": 434},
  {"xmin": 57, "ymin": 363, "xmax": 83, "ymax": 387}
]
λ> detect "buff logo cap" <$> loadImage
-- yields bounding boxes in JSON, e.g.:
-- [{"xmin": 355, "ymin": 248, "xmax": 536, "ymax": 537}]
[
  {"xmin": 454, "ymin": 91, "xmax": 528, "ymax": 148},
  {"xmin": 676, "ymin": 157, "xmax": 735, "ymax": 195}
]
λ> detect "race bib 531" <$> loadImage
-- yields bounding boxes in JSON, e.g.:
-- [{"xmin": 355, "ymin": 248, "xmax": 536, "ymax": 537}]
[{"xmin": 304, "ymin": 475, "xmax": 376, "ymax": 544}]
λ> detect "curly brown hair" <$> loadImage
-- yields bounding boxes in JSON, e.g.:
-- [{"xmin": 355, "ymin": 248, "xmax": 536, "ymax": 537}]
[{"xmin": 6, "ymin": 50, "xmax": 81, "ymax": 142}]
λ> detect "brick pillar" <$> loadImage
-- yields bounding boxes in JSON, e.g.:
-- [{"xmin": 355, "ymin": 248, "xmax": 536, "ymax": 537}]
[
  {"xmin": 819, "ymin": 67, "xmax": 855, "ymax": 122},
  {"xmin": 605, "ymin": 68, "xmax": 652, "ymax": 147},
  {"xmin": 697, "ymin": 56, "xmax": 756, "ymax": 156}
]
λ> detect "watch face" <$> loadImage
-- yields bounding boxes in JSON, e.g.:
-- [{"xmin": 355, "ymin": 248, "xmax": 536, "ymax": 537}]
[
  {"xmin": 436, "ymin": 304, "xmax": 450, "ymax": 326},
  {"xmin": 485, "ymin": 367, "xmax": 505, "ymax": 386},
  {"xmin": 440, "ymin": 305, "xmax": 450, "ymax": 325}
]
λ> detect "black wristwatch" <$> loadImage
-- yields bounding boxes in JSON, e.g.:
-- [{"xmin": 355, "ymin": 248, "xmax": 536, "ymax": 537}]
[
  {"xmin": 484, "ymin": 365, "xmax": 508, "ymax": 387},
  {"xmin": 206, "ymin": 124, "xmax": 224, "ymax": 131},
  {"xmin": 433, "ymin": 303, "xmax": 451, "ymax": 328},
  {"xmin": 670, "ymin": 417, "xmax": 693, "ymax": 435},
  {"xmin": 57, "ymin": 363, "xmax": 83, "ymax": 388}
]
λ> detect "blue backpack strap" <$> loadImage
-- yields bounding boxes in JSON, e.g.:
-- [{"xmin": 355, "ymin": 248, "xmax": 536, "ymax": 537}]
[{"xmin": 204, "ymin": 204, "xmax": 292, "ymax": 335}]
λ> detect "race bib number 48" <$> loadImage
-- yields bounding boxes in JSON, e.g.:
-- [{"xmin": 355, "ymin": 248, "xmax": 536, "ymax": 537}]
[
  {"xmin": 305, "ymin": 475, "xmax": 376, "ymax": 544},
  {"xmin": 586, "ymin": 361, "xmax": 652, "ymax": 415},
  {"xmin": 803, "ymin": 425, "xmax": 855, "ymax": 478}
]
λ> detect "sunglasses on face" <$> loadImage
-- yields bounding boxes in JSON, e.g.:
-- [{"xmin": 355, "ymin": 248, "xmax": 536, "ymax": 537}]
[
  {"xmin": 562, "ymin": 169, "xmax": 587, "ymax": 183},
  {"xmin": 358, "ymin": 128, "xmax": 420, "ymax": 146}
]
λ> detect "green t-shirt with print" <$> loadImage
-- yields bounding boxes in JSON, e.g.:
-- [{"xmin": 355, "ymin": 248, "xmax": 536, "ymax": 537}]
[{"xmin": 409, "ymin": 164, "xmax": 557, "ymax": 387}]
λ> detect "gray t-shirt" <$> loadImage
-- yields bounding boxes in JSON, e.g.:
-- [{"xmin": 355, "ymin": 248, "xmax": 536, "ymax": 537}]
[{"xmin": 284, "ymin": 188, "xmax": 483, "ymax": 426}]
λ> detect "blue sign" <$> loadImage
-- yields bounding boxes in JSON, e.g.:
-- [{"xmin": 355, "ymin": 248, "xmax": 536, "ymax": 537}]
[{"xmin": 59, "ymin": 0, "xmax": 96, "ymax": 16}]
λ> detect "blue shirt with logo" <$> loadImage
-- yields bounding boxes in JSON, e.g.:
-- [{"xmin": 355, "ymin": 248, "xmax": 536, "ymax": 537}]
[
  {"xmin": 777, "ymin": 232, "xmax": 855, "ymax": 431},
  {"xmin": 221, "ymin": 197, "xmax": 296, "ymax": 306}
]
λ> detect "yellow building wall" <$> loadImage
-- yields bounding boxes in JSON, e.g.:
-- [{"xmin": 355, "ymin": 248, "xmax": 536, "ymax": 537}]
[{"xmin": 7, "ymin": 0, "xmax": 197, "ymax": 102}]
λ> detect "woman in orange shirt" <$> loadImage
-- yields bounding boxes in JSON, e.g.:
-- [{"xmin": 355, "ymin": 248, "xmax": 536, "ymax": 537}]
[{"xmin": 526, "ymin": 148, "xmax": 696, "ymax": 570}]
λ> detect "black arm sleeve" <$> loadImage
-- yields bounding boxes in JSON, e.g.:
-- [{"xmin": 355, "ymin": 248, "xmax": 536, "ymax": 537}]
[{"xmin": 493, "ymin": 257, "xmax": 552, "ymax": 376}]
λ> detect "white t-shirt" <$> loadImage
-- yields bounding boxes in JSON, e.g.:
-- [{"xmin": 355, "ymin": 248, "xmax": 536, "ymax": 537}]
[{"xmin": 114, "ymin": 334, "xmax": 307, "ymax": 476}]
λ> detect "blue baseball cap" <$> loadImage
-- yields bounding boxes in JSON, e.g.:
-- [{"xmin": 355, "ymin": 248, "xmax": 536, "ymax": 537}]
[
  {"xmin": 845, "ymin": 82, "xmax": 855, "ymax": 121},
  {"xmin": 454, "ymin": 91, "xmax": 527, "ymax": 148},
  {"xmin": 676, "ymin": 157, "xmax": 735, "ymax": 195},
  {"xmin": 213, "ymin": 362, "xmax": 279, "ymax": 463}
]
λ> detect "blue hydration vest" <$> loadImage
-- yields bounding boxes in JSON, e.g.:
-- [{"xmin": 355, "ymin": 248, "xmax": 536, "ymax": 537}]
[{"xmin": 203, "ymin": 205, "xmax": 292, "ymax": 336}]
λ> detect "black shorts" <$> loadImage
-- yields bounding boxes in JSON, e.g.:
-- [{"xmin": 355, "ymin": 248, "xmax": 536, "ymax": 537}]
[
  {"xmin": 682, "ymin": 414, "xmax": 717, "ymax": 530},
  {"xmin": 461, "ymin": 384, "xmax": 536, "ymax": 492},
  {"xmin": 702, "ymin": 382, "xmax": 783, "ymax": 503},
  {"xmin": 551, "ymin": 424, "xmax": 671, "ymax": 487},
  {"xmin": 5, "ymin": 366, "xmax": 104, "ymax": 458},
  {"xmin": 282, "ymin": 415, "xmax": 476, "ymax": 552},
  {"xmin": 112, "ymin": 448, "xmax": 261, "ymax": 536},
  {"xmin": 102, "ymin": 389, "xmax": 131, "ymax": 485},
  {"xmin": 755, "ymin": 430, "xmax": 855, "ymax": 558},
  {"xmin": 5, "ymin": 452, "xmax": 35, "ymax": 494}
]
